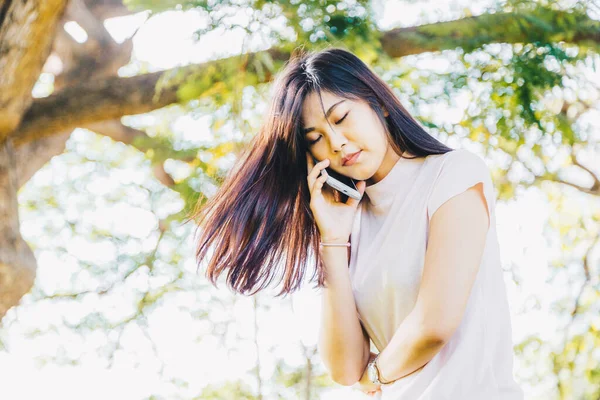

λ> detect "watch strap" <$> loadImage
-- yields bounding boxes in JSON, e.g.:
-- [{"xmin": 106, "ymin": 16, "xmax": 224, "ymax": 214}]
[{"xmin": 373, "ymin": 353, "xmax": 391, "ymax": 384}]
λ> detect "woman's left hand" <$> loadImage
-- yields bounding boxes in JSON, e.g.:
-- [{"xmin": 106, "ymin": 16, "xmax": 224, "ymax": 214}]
[{"xmin": 351, "ymin": 352, "xmax": 382, "ymax": 396}]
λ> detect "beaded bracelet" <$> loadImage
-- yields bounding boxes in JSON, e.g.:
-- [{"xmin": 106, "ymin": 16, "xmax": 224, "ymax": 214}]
[{"xmin": 319, "ymin": 242, "xmax": 351, "ymax": 247}]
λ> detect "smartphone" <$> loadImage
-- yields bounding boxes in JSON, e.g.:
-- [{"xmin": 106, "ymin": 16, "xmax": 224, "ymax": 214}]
[{"xmin": 313, "ymin": 156, "xmax": 363, "ymax": 201}]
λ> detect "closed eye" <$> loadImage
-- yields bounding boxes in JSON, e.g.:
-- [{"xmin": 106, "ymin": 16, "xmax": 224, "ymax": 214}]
[
  {"xmin": 336, "ymin": 111, "xmax": 349, "ymax": 125},
  {"xmin": 308, "ymin": 111, "xmax": 350, "ymax": 145}
]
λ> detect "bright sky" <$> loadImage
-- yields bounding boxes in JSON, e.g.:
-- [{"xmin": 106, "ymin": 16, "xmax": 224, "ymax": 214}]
[{"xmin": 3, "ymin": 1, "xmax": 600, "ymax": 399}]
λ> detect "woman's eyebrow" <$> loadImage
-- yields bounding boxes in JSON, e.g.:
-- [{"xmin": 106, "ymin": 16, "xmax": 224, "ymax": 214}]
[{"xmin": 302, "ymin": 100, "xmax": 346, "ymax": 135}]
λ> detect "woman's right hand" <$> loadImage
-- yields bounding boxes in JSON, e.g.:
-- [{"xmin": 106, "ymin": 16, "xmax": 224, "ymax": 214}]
[
  {"xmin": 351, "ymin": 352, "xmax": 382, "ymax": 397},
  {"xmin": 306, "ymin": 151, "xmax": 366, "ymax": 242}
]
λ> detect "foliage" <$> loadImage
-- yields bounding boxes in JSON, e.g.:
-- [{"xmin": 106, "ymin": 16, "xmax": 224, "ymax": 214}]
[{"xmin": 2, "ymin": 0, "xmax": 600, "ymax": 398}]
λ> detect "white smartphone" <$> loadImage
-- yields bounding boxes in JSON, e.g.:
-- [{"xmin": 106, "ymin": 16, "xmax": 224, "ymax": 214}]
[{"xmin": 313, "ymin": 156, "xmax": 363, "ymax": 201}]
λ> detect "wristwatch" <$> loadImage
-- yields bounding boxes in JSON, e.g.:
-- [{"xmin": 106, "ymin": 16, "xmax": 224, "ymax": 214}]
[{"xmin": 367, "ymin": 353, "xmax": 391, "ymax": 384}]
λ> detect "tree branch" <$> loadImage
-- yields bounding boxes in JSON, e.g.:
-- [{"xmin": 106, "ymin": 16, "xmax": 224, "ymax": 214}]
[
  {"xmin": 9, "ymin": 7, "xmax": 600, "ymax": 145},
  {"xmin": 85, "ymin": 0, "xmax": 133, "ymax": 20},
  {"xmin": 53, "ymin": 0, "xmax": 134, "ymax": 90},
  {"xmin": 572, "ymin": 154, "xmax": 600, "ymax": 193},
  {"xmin": 12, "ymin": 47, "xmax": 289, "ymax": 146},
  {"xmin": 85, "ymin": 120, "xmax": 177, "ymax": 186},
  {"xmin": 535, "ymin": 172, "xmax": 600, "ymax": 196},
  {"xmin": 381, "ymin": 9, "xmax": 600, "ymax": 57},
  {"xmin": 14, "ymin": 70, "xmax": 179, "ymax": 146},
  {"xmin": 0, "ymin": 0, "xmax": 68, "ymax": 138},
  {"xmin": 14, "ymin": 130, "xmax": 72, "ymax": 185}
]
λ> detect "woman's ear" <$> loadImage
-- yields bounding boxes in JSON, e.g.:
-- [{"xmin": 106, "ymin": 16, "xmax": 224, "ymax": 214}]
[{"xmin": 382, "ymin": 106, "xmax": 389, "ymax": 117}]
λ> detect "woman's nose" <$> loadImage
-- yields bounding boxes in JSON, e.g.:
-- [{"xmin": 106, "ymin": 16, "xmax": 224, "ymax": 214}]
[{"xmin": 328, "ymin": 129, "xmax": 348, "ymax": 152}]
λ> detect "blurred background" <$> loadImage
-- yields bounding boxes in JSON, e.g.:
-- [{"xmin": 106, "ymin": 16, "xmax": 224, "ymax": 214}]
[{"xmin": 0, "ymin": 0, "xmax": 599, "ymax": 398}]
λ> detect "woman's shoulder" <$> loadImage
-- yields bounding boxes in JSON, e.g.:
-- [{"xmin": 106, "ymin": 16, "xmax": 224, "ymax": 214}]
[
  {"xmin": 426, "ymin": 148, "xmax": 489, "ymax": 172},
  {"xmin": 425, "ymin": 148, "xmax": 496, "ymax": 221}
]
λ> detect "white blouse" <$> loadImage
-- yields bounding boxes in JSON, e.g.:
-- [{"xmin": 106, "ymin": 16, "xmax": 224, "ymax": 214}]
[{"xmin": 349, "ymin": 149, "xmax": 524, "ymax": 399}]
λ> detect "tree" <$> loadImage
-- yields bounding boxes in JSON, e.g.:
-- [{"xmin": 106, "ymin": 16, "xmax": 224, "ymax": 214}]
[{"xmin": 1, "ymin": 0, "xmax": 599, "ymax": 398}]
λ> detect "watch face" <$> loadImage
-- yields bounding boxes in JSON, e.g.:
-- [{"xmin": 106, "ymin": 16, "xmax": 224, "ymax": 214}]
[{"xmin": 367, "ymin": 363, "xmax": 377, "ymax": 382}]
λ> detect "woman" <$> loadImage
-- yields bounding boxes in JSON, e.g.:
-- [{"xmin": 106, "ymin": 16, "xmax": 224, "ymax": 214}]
[{"xmin": 189, "ymin": 47, "xmax": 524, "ymax": 399}]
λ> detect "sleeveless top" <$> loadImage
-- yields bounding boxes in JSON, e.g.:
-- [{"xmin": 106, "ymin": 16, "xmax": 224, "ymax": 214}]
[{"xmin": 348, "ymin": 149, "xmax": 524, "ymax": 399}]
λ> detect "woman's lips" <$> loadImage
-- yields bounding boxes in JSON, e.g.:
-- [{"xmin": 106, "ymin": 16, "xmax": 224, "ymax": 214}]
[{"xmin": 343, "ymin": 150, "xmax": 361, "ymax": 166}]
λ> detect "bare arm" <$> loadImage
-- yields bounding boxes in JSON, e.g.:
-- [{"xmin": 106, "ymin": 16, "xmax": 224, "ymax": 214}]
[
  {"xmin": 376, "ymin": 183, "xmax": 490, "ymax": 383},
  {"xmin": 317, "ymin": 245, "xmax": 370, "ymax": 386}
]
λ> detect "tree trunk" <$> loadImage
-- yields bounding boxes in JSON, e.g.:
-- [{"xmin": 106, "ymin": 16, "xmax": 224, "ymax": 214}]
[
  {"xmin": 0, "ymin": 0, "xmax": 68, "ymax": 139},
  {"xmin": 0, "ymin": 0, "xmax": 67, "ymax": 324},
  {"xmin": 0, "ymin": 139, "xmax": 36, "ymax": 321}
]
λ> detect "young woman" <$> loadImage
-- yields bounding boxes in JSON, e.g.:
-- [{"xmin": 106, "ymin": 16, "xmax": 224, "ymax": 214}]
[{"xmin": 189, "ymin": 47, "xmax": 524, "ymax": 399}]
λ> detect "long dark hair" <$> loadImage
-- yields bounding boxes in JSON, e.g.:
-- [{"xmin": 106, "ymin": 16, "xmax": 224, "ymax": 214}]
[{"xmin": 187, "ymin": 46, "xmax": 453, "ymax": 297}]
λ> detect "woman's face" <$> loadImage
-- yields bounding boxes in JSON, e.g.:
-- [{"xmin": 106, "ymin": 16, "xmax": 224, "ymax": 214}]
[{"xmin": 301, "ymin": 90, "xmax": 399, "ymax": 185}]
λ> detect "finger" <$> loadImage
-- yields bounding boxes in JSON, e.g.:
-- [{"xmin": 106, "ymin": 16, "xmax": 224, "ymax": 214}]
[
  {"xmin": 310, "ymin": 158, "xmax": 329, "ymax": 180},
  {"xmin": 306, "ymin": 153, "xmax": 316, "ymax": 185},
  {"xmin": 311, "ymin": 171, "xmax": 328, "ymax": 196},
  {"xmin": 311, "ymin": 176, "xmax": 326, "ymax": 197},
  {"xmin": 307, "ymin": 158, "xmax": 329, "ymax": 194}
]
